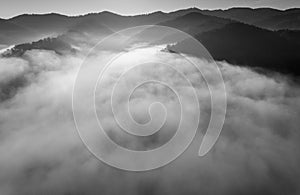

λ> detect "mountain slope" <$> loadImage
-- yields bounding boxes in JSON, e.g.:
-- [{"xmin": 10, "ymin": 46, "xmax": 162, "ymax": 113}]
[
  {"xmin": 2, "ymin": 8, "xmax": 300, "ymax": 77},
  {"xmin": 200, "ymin": 7, "xmax": 300, "ymax": 30},
  {"xmin": 2, "ymin": 37, "xmax": 74, "ymax": 57},
  {"xmin": 0, "ymin": 19, "xmax": 42, "ymax": 45},
  {"xmin": 0, "ymin": 11, "xmax": 174, "ymax": 46},
  {"xmin": 254, "ymin": 9, "xmax": 300, "ymax": 30},
  {"xmin": 159, "ymin": 12, "xmax": 232, "ymax": 35},
  {"xmin": 169, "ymin": 22, "xmax": 300, "ymax": 76},
  {"xmin": 1, "ymin": 7, "xmax": 300, "ymax": 46}
]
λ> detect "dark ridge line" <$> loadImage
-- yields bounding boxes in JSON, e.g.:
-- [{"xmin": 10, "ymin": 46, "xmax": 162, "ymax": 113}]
[{"xmin": 3, "ymin": 6, "xmax": 300, "ymax": 20}]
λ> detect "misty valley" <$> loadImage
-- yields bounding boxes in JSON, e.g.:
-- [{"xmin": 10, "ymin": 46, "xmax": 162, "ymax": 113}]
[{"xmin": 0, "ymin": 6, "xmax": 300, "ymax": 195}]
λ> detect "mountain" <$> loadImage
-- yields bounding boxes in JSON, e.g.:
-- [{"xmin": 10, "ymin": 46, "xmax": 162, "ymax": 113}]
[
  {"xmin": 0, "ymin": 18, "xmax": 42, "ymax": 45},
  {"xmin": 200, "ymin": 8, "xmax": 281, "ymax": 24},
  {"xmin": 200, "ymin": 7, "xmax": 300, "ymax": 30},
  {"xmin": 1, "ymin": 7, "xmax": 300, "ymax": 46},
  {"xmin": 159, "ymin": 12, "xmax": 232, "ymax": 35},
  {"xmin": 9, "ymin": 13, "xmax": 74, "ymax": 34},
  {"xmin": 254, "ymin": 9, "xmax": 300, "ymax": 30},
  {"xmin": 0, "ymin": 11, "xmax": 174, "ymax": 46},
  {"xmin": 2, "ymin": 37, "xmax": 74, "ymax": 57},
  {"xmin": 169, "ymin": 22, "xmax": 300, "ymax": 76},
  {"xmin": 277, "ymin": 29, "xmax": 300, "ymax": 45},
  {"xmin": 1, "ymin": 8, "xmax": 300, "ymax": 76}
]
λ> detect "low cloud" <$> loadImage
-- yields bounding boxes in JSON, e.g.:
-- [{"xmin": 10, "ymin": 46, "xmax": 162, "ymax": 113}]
[{"xmin": 0, "ymin": 45, "xmax": 299, "ymax": 195}]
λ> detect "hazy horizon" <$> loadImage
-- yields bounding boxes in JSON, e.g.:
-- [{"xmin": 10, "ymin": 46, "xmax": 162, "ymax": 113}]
[
  {"xmin": 1, "ymin": 6, "xmax": 300, "ymax": 19},
  {"xmin": 1, "ymin": 0, "xmax": 300, "ymax": 19}
]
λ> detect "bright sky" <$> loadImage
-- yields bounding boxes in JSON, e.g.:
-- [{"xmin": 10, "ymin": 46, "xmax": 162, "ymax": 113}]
[{"xmin": 1, "ymin": 0, "xmax": 299, "ymax": 18}]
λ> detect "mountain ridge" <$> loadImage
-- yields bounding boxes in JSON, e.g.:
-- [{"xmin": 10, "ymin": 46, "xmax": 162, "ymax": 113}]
[
  {"xmin": 1, "ymin": 7, "xmax": 300, "ymax": 76},
  {"xmin": 3, "ymin": 7, "xmax": 300, "ymax": 20}
]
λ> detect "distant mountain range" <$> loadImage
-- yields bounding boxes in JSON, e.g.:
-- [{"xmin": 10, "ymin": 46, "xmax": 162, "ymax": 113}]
[
  {"xmin": 1, "ymin": 7, "xmax": 300, "ymax": 45},
  {"xmin": 1, "ymin": 7, "xmax": 300, "ymax": 76},
  {"xmin": 200, "ymin": 8, "xmax": 300, "ymax": 30}
]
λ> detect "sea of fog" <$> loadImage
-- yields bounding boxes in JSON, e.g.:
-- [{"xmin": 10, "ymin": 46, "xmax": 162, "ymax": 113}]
[{"xmin": 0, "ymin": 45, "xmax": 300, "ymax": 195}]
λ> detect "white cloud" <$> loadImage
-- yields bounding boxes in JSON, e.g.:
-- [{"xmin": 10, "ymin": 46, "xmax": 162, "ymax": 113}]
[{"xmin": 0, "ymin": 46, "xmax": 299, "ymax": 195}]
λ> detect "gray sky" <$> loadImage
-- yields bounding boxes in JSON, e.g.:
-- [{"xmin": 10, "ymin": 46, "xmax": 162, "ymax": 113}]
[{"xmin": 1, "ymin": 0, "xmax": 300, "ymax": 19}]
